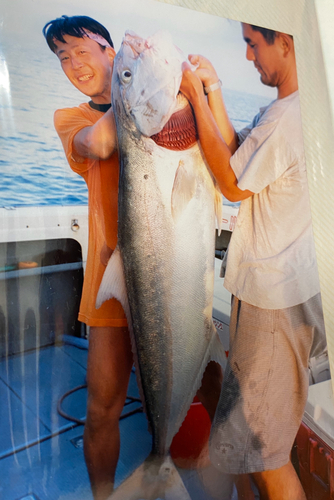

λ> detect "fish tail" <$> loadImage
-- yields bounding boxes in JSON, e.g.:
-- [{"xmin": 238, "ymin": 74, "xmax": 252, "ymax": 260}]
[{"xmin": 110, "ymin": 455, "xmax": 191, "ymax": 500}]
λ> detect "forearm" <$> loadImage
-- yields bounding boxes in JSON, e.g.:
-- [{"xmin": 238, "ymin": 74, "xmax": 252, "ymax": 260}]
[
  {"xmin": 190, "ymin": 87, "xmax": 250, "ymax": 202},
  {"xmin": 73, "ymin": 108, "xmax": 117, "ymax": 160},
  {"xmin": 207, "ymin": 89, "xmax": 239, "ymax": 154},
  {"xmin": 185, "ymin": 54, "xmax": 238, "ymax": 154}
]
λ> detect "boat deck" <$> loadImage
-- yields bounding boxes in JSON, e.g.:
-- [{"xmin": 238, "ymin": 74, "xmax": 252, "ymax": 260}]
[{"xmin": 0, "ymin": 341, "xmax": 238, "ymax": 500}]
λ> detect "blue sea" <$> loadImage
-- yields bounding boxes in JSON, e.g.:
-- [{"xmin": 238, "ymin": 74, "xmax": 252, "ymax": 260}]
[{"xmin": 0, "ymin": 40, "xmax": 272, "ymax": 208}]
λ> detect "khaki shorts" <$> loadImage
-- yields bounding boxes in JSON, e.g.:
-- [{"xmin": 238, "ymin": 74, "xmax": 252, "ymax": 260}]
[{"xmin": 209, "ymin": 294, "xmax": 326, "ymax": 474}]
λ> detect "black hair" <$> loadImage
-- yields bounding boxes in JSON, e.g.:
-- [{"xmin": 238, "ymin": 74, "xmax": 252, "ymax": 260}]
[
  {"xmin": 250, "ymin": 25, "xmax": 293, "ymax": 45},
  {"xmin": 250, "ymin": 25, "xmax": 277, "ymax": 45},
  {"xmin": 42, "ymin": 15, "xmax": 114, "ymax": 53}
]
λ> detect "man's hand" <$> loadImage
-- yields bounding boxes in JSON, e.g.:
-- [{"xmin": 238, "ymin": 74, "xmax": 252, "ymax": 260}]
[
  {"xmin": 180, "ymin": 61, "xmax": 204, "ymax": 104},
  {"xmin": 187, "ymin": 54, "xmax": 220, "ymax": 88},
  {"xmin": 180, "ymin": 55, "xmax": 221, "ymax": 107}
]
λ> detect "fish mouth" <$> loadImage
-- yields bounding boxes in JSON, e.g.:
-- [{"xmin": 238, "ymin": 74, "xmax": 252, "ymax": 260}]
[{"xmin": 150, "ymin": 93, "xmax": 198, "ymax": 151}]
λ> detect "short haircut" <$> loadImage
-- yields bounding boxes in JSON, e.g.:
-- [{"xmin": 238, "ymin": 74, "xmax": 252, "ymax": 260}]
[
  {"xmin": 250, "ymin": 25, "xmax": 293, "ymax": 45},
  {"xmin": 43, "ymin": 15, "xmax": 114, "ymax": 53},
  {"xmin": 250, "ymin": 25, "xmax": 277, "ymax": 45}
]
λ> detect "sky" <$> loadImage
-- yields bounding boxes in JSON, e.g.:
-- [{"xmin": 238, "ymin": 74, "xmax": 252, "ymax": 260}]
[{"xmin": 0, "ymin": 0, "xmax": 276, "ymax": 99}]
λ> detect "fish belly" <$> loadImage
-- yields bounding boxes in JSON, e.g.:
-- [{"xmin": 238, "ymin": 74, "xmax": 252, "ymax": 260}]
[{"xmin": 118, "ymin": 137, "xmax": 217, "ymax": 454}]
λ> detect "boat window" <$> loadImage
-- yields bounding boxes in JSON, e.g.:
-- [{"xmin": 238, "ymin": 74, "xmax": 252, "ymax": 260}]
[{"xmin": 0, "ymin": 238, "xmax": 84, "ymax": 358}]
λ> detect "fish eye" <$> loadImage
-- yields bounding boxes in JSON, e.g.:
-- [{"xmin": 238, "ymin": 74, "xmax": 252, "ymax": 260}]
[{"xmin": 121, "ymin": 69, "xmax": 132, "ymax": 83}]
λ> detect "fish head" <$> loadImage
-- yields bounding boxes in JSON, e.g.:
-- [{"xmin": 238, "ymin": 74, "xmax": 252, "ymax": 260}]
[{"xmin": 112, "ymin": 30, "xmax": 185, "ymax": 137}]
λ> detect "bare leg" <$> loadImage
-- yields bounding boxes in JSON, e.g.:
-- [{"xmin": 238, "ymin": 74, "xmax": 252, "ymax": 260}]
[
  {"xmin": 84, "ymin": 326, "xmax": 133, "ymax": 500},
  {"xmin": 196, "ymin": 361, "xmax": 223, "ymax": 421},
  {"xmin": 234, "ymin": 475, "xmax": 256, "ymax": 499},
  {"xmin": 252, "ymin": 461, "xmax": 306, "ymax": 500}
]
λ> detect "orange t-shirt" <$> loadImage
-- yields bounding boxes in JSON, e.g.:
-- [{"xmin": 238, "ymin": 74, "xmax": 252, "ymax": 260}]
[{"xmin": 54, "ymin": 103, "xmax": 127, "ymax": 327}]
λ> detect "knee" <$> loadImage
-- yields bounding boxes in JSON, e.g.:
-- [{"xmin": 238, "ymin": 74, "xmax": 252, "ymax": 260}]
[{"xmin": 86, "ymin": 390, "xmax": 125, "ymax": 430}]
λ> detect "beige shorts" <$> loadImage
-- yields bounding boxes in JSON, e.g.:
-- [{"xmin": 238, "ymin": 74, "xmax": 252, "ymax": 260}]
[{"xmin": 209, "ymin": 294, "xmax": 326, "ymax": 474}]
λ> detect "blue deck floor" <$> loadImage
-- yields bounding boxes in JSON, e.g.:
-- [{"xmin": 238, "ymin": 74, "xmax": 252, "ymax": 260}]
[{"xmin": 0, "ymin": 342, "xmax": 237, "ymax": 500}]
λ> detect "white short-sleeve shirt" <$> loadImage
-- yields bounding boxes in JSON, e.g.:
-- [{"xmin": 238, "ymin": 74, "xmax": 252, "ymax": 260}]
[{"xmin": 224, "ymin": 91, "xmax": 320, "ymax": 309}]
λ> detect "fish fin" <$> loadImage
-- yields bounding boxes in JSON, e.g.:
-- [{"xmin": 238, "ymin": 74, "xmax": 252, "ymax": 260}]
[
  {"xmin": 111, "ymin": 455, "xmax": 191, "ymax": 500},
  {"xmin": 96, "ymin": 250, "xmax": 149, "ymax": 422},
  {"xmin": 95, "ymin": 246, "xmax": 130, "ymax": 320},
  {"xmin": 209, "ymin": 327, "xmax": 228, "ymax": 370},
  {"xmin": 164, "ymin": 468, "xmax": 191, "ymax": 500},
  {"xmin": 171, "ymin": 160, "xmax": 196, "ymax": 222},
  {"xmin": 214, "ymin": 185, "xmax": 223, "ymax": 235}
]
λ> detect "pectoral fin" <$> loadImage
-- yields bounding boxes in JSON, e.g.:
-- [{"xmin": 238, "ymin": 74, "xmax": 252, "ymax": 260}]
[
  {"xmin": 209, "ymin": 327, "xmax": 227, "ymax": 370},
  {"xmin": 214, "ymin": 185, "xmax": 223, "ymax": 235},
  {"xmin": 171, "ymin": 160, "xmax": 196, "ymax": 222},
  {"xmin": 95, "ymin": 246, "xmax": 130, "ymax": 322}
]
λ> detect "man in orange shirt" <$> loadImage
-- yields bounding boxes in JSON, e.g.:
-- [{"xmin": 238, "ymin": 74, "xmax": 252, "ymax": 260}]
[
  {"xmin": 44, "ymin": 15, "xmax": 224, "ymax": 500},
  {"xmin": 43, "ymin": 16, "xmax": 132, "ymax": 500}
]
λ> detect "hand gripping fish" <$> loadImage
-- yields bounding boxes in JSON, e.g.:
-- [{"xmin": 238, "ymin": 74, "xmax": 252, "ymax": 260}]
[{"xmin": 96, "ymin": 30, "xmax": 226, "ymax": 500}]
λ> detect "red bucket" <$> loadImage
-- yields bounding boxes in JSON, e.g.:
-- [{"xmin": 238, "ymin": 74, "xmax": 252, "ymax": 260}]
[{"xmin": 170, "ymin": 396, "xmax": 211, "ymax": 469}]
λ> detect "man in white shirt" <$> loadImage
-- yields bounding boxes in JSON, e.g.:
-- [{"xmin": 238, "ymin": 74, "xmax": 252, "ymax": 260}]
[{"xmin": 181, "ymin": 23, "xmax": 326, "ymax": 500}]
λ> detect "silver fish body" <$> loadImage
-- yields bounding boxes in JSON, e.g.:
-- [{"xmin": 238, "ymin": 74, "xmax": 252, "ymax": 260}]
[{"xmin": 97, "ymin": 30, "xmax": 225, "ymax": 499}]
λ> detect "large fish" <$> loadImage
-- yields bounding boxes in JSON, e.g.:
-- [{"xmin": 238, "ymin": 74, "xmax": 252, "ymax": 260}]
[{"xmin": 96, "ymin": 30, "xmax": 226, "ymax": 500}]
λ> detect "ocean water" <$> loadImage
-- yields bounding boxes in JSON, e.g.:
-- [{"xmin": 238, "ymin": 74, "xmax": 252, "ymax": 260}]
[{"xmin": 0, "ymin": 39, "xmax": 271, "ymax": 208}]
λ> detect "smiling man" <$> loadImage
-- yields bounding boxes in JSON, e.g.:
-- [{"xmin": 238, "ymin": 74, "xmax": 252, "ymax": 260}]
[
  {"xmin": 43, "ymin": 16, "xmax": 133, "ymax": 500},
  {"xmin": 181, "ymin": 23, "xmax": 326, "ymax": 500}
]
